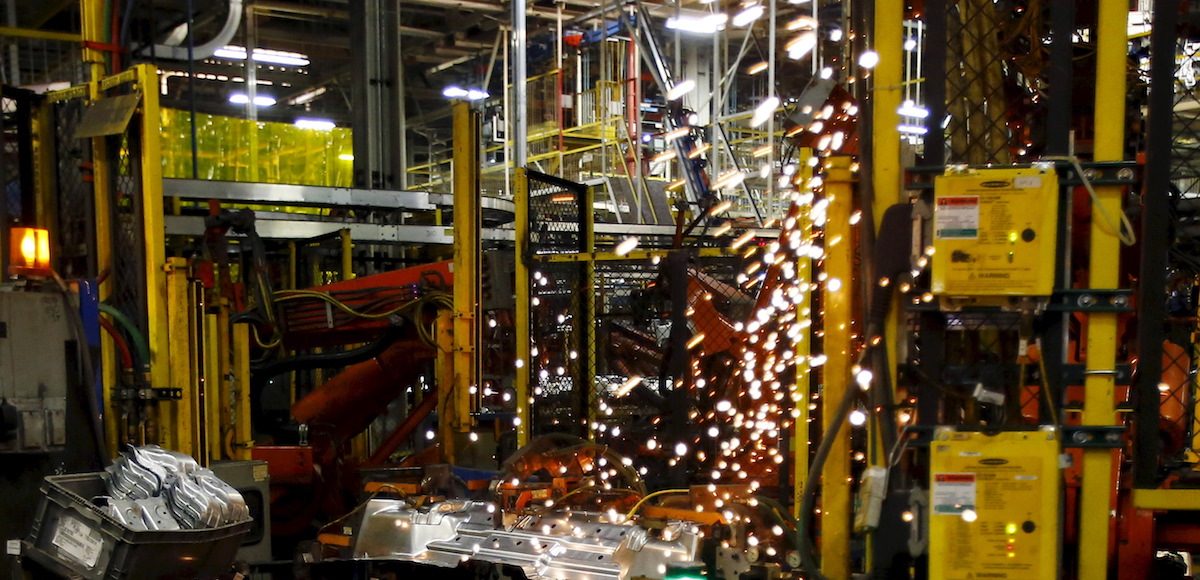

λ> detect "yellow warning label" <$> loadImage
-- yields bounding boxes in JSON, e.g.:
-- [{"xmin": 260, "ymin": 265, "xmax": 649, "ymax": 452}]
[
  {"xmin": 931, "ymin": 168, "xmax": 1059, "ymax": 297},
  {"xmin": 929, "ymin": 429, "xmax": 1060, "ymax": 580}
]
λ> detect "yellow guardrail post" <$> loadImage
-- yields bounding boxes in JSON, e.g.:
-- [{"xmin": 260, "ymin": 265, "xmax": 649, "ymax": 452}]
[
  {"xmin": 515, "ymin": 167, "xmax": 531, "ymax": 447},
  {"xmin": 452, "ymin": 101, "xmax": 479, "ymax": 445},
  {"xmin": 820, "ymin": 156, "xmax": 855, "ymax": 579},
  {"xmin": 1078, "ymin": 0, "xmax": 1127, "ymax": 576},
  {"xmin": 793, "ymin": 148, "xmax": 814, "ymax": 519}
]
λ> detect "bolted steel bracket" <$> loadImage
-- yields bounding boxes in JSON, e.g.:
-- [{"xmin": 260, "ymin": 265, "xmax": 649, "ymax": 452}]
[{"xmin": 1062, "ymin": 425, "xmax": 1124, "ymax": 448}]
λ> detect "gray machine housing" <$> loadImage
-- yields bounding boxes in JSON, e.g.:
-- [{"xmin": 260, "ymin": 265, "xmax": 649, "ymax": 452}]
[{"xmin": 0, "ymin": 291, "xmax": 72, "ymax": 453}]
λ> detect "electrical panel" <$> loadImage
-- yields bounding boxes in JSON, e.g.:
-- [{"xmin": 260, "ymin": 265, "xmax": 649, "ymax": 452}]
[
  {"xmin": 929, "ymin": 428, "xmax": 1060, "ymax": 580},
  {"xmin": 0, "ymin": 291, "xmax": 72, "ymax": 453},
  {"xmin": 930, "ymin": 167, "xmax": 1059, "ymax": 297}
]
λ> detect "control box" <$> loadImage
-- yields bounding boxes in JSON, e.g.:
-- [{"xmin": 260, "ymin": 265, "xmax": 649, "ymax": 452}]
[
  {"xmin": 930, "ymin": 167, "xmax": 1059, "ymax": 297},
  {"xmin": 929, "ymin": 428, "xmax": 1060, "ymax": 580}
]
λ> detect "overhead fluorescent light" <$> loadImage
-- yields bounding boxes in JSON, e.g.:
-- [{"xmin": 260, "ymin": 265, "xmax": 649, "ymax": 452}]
[
  {"xmin": 338, "ymin": 153, "xmax": 354, "ymax": 161},
  {"xmin": 786, "ymin": 31, "xmax": 818, "ymax": 60},
  {"xmin": 295, "ymin": 118, "xmax": 335, "ymax": 131},
  {"xmin": 229, "ymin": 93, "xmax": 276, "ymax": 107},
  {"xmin": 666, "ymin": 79, "xmax": 696, "ymax": 101},
  {"xmin": 666, "ymin": 13, "xmax": 728, "ymax": 34},
  {"xmin": 898, "ymin": 124, "xmax": 928, "ymax": 135},
  {"xmin": 750, "ymin": 96, "xmax": 779, "ymax": 127},
  {"xmin": 213, "ymin": 45, "xmax": 310, "ymax": 67},
  {"xmin": 288, "ymin": 86, "xmax": 327, "ymax": 106},
  {"xmin": 443, "ymin": 86, "xmax": 489, "ymax": 100},
  {"xmin": 897, "ymin": 100, "xmax": 929, "ymax": 118},
  {"xmin": 732, "ymin": 4, "xmax": 764, "ymax": 27}
]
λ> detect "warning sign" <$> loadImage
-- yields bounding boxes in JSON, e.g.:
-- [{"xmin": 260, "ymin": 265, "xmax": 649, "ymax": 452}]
[
  {"xmin": 934, "ymin": 196, "xmax": 980, "ymax": 239},
  {"xmin": 929, "ymin": 429, "xmax": 1060, "ymax": 580},
  {"xmin": 932, "ymin": 473, "xmax": 976, "ymax": 515}
]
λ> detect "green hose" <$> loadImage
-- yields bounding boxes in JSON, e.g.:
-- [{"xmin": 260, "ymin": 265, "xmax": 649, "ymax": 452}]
[{"xmin": 98, "ymin": 303, "xmax": 151, "ymax": 371}]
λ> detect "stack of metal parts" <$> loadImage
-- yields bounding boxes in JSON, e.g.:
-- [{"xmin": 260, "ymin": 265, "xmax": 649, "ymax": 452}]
[
  {"xmin": 352, "ymin": 499, "xmax": 702, "ymax": 580},
  {"xmin": 101, "ymin": 445, "xmax": 250, "ymax": 531}
]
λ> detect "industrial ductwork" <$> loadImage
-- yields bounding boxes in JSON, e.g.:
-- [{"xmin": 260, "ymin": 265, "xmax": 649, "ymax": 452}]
[{"xmin": 140, "ymin": 0, "xmax": 243, "ymax": 61}]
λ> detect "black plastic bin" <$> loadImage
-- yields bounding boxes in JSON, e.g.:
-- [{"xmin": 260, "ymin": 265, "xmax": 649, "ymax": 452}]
[{"xmin": 23, "ymin": 472, "xmax": 252, "ymax": 579}]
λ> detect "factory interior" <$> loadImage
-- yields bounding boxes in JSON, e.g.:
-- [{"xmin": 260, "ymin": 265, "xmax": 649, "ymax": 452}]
[{"xmin": 1, "ymin": 0, "xmax": 1199, "ymax": 578}]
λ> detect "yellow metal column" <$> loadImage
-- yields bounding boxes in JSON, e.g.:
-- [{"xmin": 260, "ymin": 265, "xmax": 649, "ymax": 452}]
[
  {"xmin": 165, "ymin": 258, "xmax": 196, "ymax": 456},
  {"xmin": 232, "ymin": 323, "xmax": 252, "ymax": 460},
  {"xmin": 792, "ymin": 147, "xmax": 814, "ymax": 519},
  {"xmin": 515, "ymin": 167, "xmax": 531, "ymax": 446},
  {"xmin": 872, "ymin": 0, "xmax": 903, "ymax": 402},
  {"xmin": 1077, "ymin": 0, "xmax": 1127, "ymax": 576},
  {"xmin": 820, "ymin": 156, "xmax": 854, "ymax": 578},
  {"xmin": 79, "ymin": 0, "xmax": 107, "ymax": 81},
  {"xmin": 204, "ymin": 312, "xmax": 222, "ymax": 462},
  {"xmin": 135, "ymin": 65, "xmax": 170, "ymax": 396},
  {"xmin": 451, "ymin": 101, "xmax": 479, "ymax": 443},
  {"xmin": 340, "ymin": 228, "xmax": 354, "ymax": 281},
  {"xmin": 436, "ymin": 311, "xmax": 456, "ymax": 462}
]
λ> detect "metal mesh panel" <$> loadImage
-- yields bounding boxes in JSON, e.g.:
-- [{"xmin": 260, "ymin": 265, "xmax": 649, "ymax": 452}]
[
  {"xmin": 526, "ymin": 172, "xmax": 590, "ymax": 436},
  {"xmin": 103, "ymin": 83, "xmax": 150, "ymax": 338},
  {"xmin": 944, "ymin": 0, "xmax": 1019, "ymax": 165},
  {"xmin": 1172, "ymin": 40, "xmax": 1200, "ymax": 199},
  {"xmin": 0, "ymin": 35, "xmax": 84, "ymax": 87},
  {"xmin": 52, "ymin": 98, "xmax": 95, "ymax": 277}
]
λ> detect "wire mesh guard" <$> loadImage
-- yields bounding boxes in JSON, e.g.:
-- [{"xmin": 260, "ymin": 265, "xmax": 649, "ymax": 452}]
[
  {"xmin": 941, "ymin": 0, "xmax": 1050, "ymax": 165},
  {"xmin": 52, "ymin": 98, "xmax": 96, "ymax": 278},
  {"xmin": 102, "ymin": 82, "xmax": 151, "ymax": 341}
]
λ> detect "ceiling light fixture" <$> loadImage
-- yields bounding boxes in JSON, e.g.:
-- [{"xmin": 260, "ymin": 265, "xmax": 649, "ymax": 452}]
[
  {"xmin": 750, "ymin": 97, "xmax": 779, "ymax": 127},
  {"xmin": 667, "ymin": 79, "xmax": 696, "ymax": 101},
  {"xmin": 229, "ymin": 93, "xmax": 276, "ymax": 107},
  {"xmin": 294, "ymin": 118, "xmax": 336, "ymax": 131},
  {"xmin": 443, "ymin": 86, "xmax": 489, "ymax": 101},
  {"xmin": 666, "ymin": 13, "xmax": 728, "ymax": 34},
  {"xmin": 288, "ymin": 86, "xmax": 327, "ymax": 106},
  {"xmin": 213, "ymin": 45, "xmax": 309, "ymax": 67},
  {"xmin": 732, "ymin": 4, "xmax": 764, "ymax": 27}
]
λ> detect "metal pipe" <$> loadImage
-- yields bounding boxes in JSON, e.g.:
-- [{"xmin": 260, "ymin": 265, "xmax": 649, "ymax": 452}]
[
  {"xmin": 245, "ymin": 3, "xmax": 258, "ymax": 124},
  {"xmin": 186, "ymin": 0, "xmax": 199, "ymax": 179},
  {"xmin": 513, "ymin": 0, "xmax": 528, "ymax": 169},
  {"xmin": 141, "ymin": 0, "xmax": 242, "ymax": 60},
  {"xmin": 1133, "ymin": 0, "xmax": 1178, "ymax": 488},
  {"xmin": 1045, "ymin": 0, "xmax": 1074, "ymax": 156},
  {"xmin": 766, "ymin": 0, "xmax": 775, "ymax": 205}
]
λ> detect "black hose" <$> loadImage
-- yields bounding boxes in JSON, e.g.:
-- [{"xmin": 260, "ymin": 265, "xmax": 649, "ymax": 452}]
[
  {"xmin": 250, "ymin": 324, "xmax": 405, "ymax": 379},
  {"xmin": 796, "ymin": 203, "xmax": 914, "ymax": 579},
  {"xmin": 797, "ymin": 339, "xmax": 872, "ymax": 580}
]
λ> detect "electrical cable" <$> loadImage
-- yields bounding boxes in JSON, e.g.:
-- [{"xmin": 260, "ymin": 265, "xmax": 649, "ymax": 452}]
[
  {"xmin": 1043, "ymin": 156, "xmax": 1137, "ymax": 246},
  {"xmin": 98, "ymin": 303, "xmax": 151, "ymax": 371},
  {"xmin": 624, "ymin": 488, "xmax": 690, "ymax": 519},
  {"xmin": 51, "ymin": 273, "xmax": 110, "ymax": 466},
  {"xmin": 1035, "ymin": 338, "xmax": 1060, "ymax": 426},
  {"xmin": 98, "ymin": 317, "xmax": 134, "ymax": 372},
  {"xmin": 795, "ymin": 202, "xmax": 914, "ymax": 579},
  {"xmin": 796, "ymin": 353, "xmax": 863, "ymax": 580}
]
